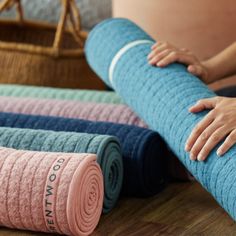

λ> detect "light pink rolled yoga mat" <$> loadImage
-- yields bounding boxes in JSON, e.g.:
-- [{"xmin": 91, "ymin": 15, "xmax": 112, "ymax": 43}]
[
  {"xmin": 0, "ymin": 96, "xmax": 147, "ymax": 127},
  {"xmin": 0, "ymin": 147, "xmax": 104, "ymax": 236}
]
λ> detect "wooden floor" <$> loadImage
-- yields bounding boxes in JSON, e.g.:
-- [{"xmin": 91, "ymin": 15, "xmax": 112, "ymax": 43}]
[{"xmin": 0, "ymin": 182, "xmax": 236, "ymax": 236}]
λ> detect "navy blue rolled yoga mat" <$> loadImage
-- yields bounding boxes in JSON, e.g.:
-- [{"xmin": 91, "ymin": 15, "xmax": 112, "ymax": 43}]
[
  {"xmin": 0, "ymin": 112, "xmax": 167, "ymax": 197},
  {"xmin": 85, "ymin": 18, "xmax": 236, "ymax": 220}
]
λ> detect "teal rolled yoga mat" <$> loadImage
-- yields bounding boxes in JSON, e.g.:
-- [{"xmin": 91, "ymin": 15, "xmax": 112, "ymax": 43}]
[
  {"xmin": 85, "ymin": 18, "xmax": 236, "ymax": 220},
  {"xmin": 0, "ymin": 127, "xmax": 123, "ymax": 213},
  {"xmin": 0, "ymin": 84, "xmax": 124, "ymax": 104}
]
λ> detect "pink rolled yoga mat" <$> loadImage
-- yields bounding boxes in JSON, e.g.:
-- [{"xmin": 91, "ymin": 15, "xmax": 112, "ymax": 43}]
[
  {"xmin": 0, "ymin": 147, "xmax": 104, "ymax": 236},
  {"xmin": 0, "ymin": 96, "xmax": 147, "ymax": 127}
]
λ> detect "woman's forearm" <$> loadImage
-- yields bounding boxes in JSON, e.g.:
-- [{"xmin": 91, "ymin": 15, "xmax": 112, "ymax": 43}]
[{"xmin": 203, "ymin": 42, "xmax": 236, "ymax": 84}]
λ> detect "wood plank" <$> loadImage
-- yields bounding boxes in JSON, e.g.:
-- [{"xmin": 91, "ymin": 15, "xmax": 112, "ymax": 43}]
[{"xmin": 0, "ymin": 182, "xmax": 235, "ymax": 235}]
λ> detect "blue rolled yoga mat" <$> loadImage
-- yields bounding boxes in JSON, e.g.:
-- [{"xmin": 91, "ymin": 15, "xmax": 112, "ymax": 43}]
[
  {"xmin": 85, "ymin": 18, "xmax": 236, "ymax": 220},
  {"xmin": 0, "ymin": 112, "xmax": 167, "ymax": 197}
]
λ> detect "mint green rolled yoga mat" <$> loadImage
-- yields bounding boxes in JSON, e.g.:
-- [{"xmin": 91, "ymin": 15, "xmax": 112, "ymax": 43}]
[
  {"xmin": 0, "ymin": 84, "xmax": 124, "ymax": 104},
  {"xmin": 0, "ymin": 127, "xmax": 123, "ymax": 213}
]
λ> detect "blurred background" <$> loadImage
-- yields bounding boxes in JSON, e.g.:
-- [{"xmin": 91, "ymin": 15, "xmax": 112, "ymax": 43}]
[
  {"xmin": 1, "ymin": 0, "xmax": 112, "ymax": 31},
  {"xmin": 0, "ymin": 0, "xmax": 235, "ymax": 90}
]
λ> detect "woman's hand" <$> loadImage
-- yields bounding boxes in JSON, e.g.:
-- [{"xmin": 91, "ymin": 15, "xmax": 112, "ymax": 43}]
[
  {"xmin": 185, "ymin": 96, "xmax": 236, "ymax": 161},
  {"xmin": 147, "ymin": 41, "xmax": 209, "ymax": 82}
]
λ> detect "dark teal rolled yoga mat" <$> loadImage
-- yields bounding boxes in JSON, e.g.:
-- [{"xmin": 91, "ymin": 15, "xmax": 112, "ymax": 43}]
[{"xmin": 0, "ymin": 127, "xmax": 123, "ymax": 213}]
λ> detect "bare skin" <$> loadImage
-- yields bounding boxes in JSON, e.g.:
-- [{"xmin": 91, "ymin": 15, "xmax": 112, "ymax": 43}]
[{"xmin": 148, "ymin": 41, "xmax": 236, "ymax": 161}]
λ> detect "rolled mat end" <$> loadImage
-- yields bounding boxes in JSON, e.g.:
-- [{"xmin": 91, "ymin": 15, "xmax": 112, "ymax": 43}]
[
  {"xmin": 66, "ymin": 154, "xmax": 104, "ymax": 236},
  {"xmin": 0, "ymin": 147, "xmax": 104, "ymax": 236},
  {"xmin": 95, "ymin": 136, "xmax": 123, "ymax": 213}
]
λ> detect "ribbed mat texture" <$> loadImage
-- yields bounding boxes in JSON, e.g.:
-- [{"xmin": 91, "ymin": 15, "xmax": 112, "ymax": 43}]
[
  {"xmin": 0, "ymin": 112, "xmax": 167, "ymax": 196},
  {"xmin": 0, "ymin": 84, "xmax": 124, "ymax": 104},
  {"xmin": 0, "ymin": 127, "xmax": 122, "ymax": 213},
  {"xmin": 85, "ymin": 18, "xmax": 236, "ymax": 220},
  {"xmin": 0, "ymin": 84, "xmax": 191, "ymax": 181},
  {"xmin": 0, "ymin": 96, "xmax": 146, "ymax": 127},
  {"xmin": 0, "ymin": 147, "xmax": 103, "ymax": 235}
]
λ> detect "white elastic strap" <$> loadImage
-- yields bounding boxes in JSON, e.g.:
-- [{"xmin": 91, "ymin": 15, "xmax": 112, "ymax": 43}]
[{"xmin": 109, "ymin": 39, "xmax": 154, "ymax": 86}]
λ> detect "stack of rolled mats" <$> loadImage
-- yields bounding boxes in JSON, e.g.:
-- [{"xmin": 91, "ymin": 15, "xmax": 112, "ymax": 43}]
[
  {"xmin": 0, "ymin": 83, "xmax": 183, "ymax": 235},
  {"xmin": 85, "ymin": 18, "xmax": 236, "ymax": 221},
  {"xmin": 0, "ymin": 84, "xmax": 193, "ymax": 180},
  {"xmin": 0, "ymin": 83, "xmax": 192, "ymax": 234}
]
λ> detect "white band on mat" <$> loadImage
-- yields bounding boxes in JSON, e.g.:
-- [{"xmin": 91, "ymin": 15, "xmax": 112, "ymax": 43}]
[{"xmin": 109, "ymin": 39, "xmax": 154, "ymax": 86}]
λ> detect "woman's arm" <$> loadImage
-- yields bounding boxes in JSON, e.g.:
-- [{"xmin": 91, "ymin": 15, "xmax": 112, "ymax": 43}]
[
  {"xmin": 148, "ymin": 41, "xmax": 236, "ymax": 84},
  {"xmin": 203, "ymin": 42, "xmax": 236, "ymax": 83}
]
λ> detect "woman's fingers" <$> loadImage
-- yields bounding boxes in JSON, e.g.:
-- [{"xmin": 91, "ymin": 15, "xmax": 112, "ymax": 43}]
[
  {"xmin": 189, "ymin": 120, "xmax": 222, "ymax": 160},
  {"xmin": 148, "ymin": 49, "xmax": 172, "ymax": 65},
  {"xmin": 148, "ymin": 42, "xmax": 172, "ymax": 60},
  {"xmin": 187, "ymin": 65, "xmax": 208, "ymax": 81},
  {"xmin": 180, "ymin": 48, "xmax": 190, "ymax": 52},
  {"xmin": 187, "ymin": 96, "xmax": 236, "ymax": 161},
  {"xmin": 217, "ymin": 130, "xmax": 236, "ymax": 156},
  {"xmin": 196, "ymin": 126, "xmax": 230, "ymax": 161},
  {"xmin": 188, "ymin": 97, "xmax": 218, "ymax": 113},
  {"xmin": 188, "ymin": 64, "xmax": 205, "ymax": 77},
  {"xmin": 151, "ymin": 41, "xmax": 169, "ymax": 50},
  {"xmin": 185, "ymin": 110, "xmax": 215, "ymax": 152},
  {"xmin": 151, "ymin": 42, "xmax": 161, "ymax": 50},
  {"xmin": 148, "ymin": 42, "xmax": 205, "ymax": 74},
  {"xmin": 156, "ymin": 52, "xmax": 198, "ymax": 67}
]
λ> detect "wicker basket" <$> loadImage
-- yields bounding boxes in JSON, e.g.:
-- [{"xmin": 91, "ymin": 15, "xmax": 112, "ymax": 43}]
[{"xmin": 0, "ymin": 0, "xmax": 105, "ymax": 89}]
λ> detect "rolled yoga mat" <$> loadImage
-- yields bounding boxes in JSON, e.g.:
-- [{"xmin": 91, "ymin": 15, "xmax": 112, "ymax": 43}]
[
  {"xmin": 85, "ymin": 18, "xmax": 236, "ymax": 220},
  {"xmin": 0, "ymin": 127, "xmax": 122, "ymax": 213},
  {"xmin": 0, "ymin": 112, "xmax": 168, "ymax": 195},
  {"xmin": 0, "ymin": 84, "xmax": 124, "ymax": 104},
  {"xmin": 0, "ymin": 147, "xmax": 103, "ymax": 236},
  {"xmin": 0, "ymin": 96, "xmax": 146, "ymax": 128}
]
